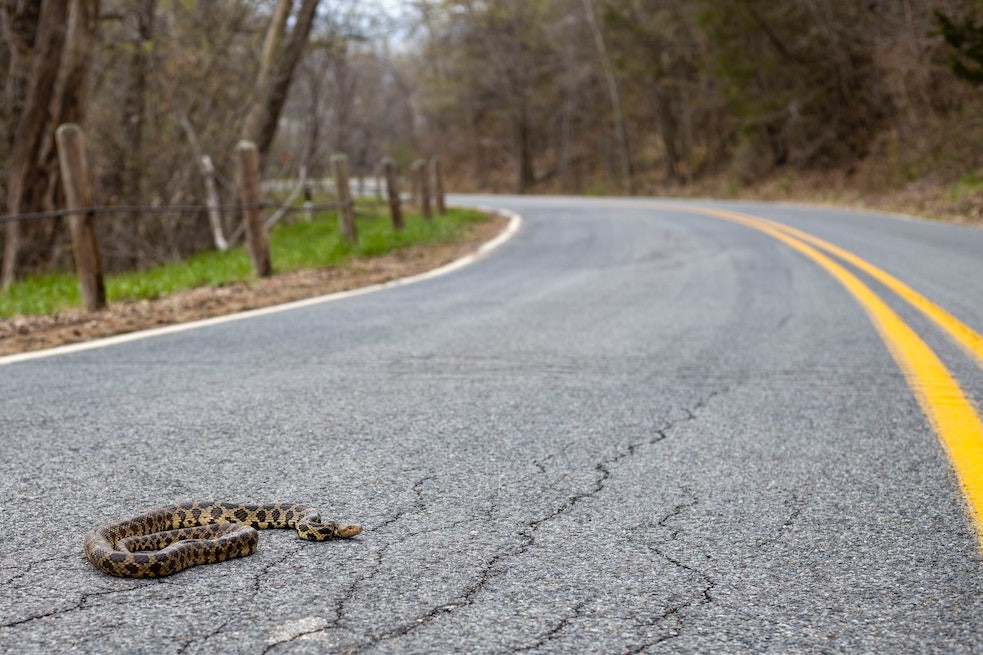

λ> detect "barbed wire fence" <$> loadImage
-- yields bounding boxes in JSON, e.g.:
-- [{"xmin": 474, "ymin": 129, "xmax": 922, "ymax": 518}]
[
  {"xmin": 1, "ymin": 123, "xmax": 446, "ymax": 311},
  {"xmin": 0, "ymin": 202, "xmax": 342, "ymax": 225}
]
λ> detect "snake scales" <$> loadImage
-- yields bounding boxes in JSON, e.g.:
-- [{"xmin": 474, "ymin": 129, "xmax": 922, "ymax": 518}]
[{"xmin": 83, "ymin": 502, "xmax": 361, "ymax": 578}]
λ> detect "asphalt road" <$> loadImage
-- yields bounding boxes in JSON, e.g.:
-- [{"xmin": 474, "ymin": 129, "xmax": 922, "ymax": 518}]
[{"xmin": 1, "ymin": 196, "xmax": 981, "ymax": 654}]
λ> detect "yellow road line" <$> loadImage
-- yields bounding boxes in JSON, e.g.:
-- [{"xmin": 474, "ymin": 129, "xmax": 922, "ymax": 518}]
[
  {"xmin": 678, "ymin": 205, "xmax": 983, "ymax": 548},
  {"xmin": 736, "ymin": 210, "xmax": 983, "ymax": 370}
]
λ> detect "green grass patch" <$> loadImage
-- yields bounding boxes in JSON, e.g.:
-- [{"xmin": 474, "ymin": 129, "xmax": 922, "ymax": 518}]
[
  {"xmin": 945, "ymin": 170, "xmax": 983, "ymax": 201},
  {"xmin": 0, "ymin": 204, "xmax": 490, "ymax": 317}
]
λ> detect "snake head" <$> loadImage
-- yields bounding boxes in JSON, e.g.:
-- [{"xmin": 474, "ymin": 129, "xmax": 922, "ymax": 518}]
[
  {"xmin": 336, "ymin": 524, "xmax": 362, "ymax": 539},
  {"xmin": 297, "ymin": 519, "xmax": 363, "ymax": 540}
]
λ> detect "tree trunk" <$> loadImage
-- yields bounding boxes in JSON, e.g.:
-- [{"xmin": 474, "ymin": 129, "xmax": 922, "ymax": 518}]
[
  {"xmin": 244, "ymin": 0, "xmax": 320, "ymax": 169},
  {"xmin": 121, "ymin": 1, "xmax": 155, "ymax": 209},
  {"xmin": 331, "ymin": 45, "xmax": 355, "ymax": 157},
  {"xmin": 3, "ymin": 0, "xmax": 69, "ymax": 288},
  {"xmin": 516, "ymin": 101, "xmax": 535, "ymax": 193},
  {"xmin": 56, "ymin": 123, "xmax": 105, "ymax": 310},
  {"xmin": 179, "ymin": 113, "xmax": 227, "ymax": 250},
  {"xmin": 0, "ymin": 2, "xmax": 41, "ymax": 278},
  {"xmin": 243, "ymin": 0, "xmax": 291, "ymax": 148},
  {"xmin": 557, "ymin": 42, "xmax": 578, "ymax": 193},
  {"xmin": 2, "ymin": 0, "xmax": 100, "ymax": 287},
  {"xmin": 581, "ymin": 0, "xmax": 634, "ymax": 195},
  {"xmin": 654, "ymin": 89, "xmax": 681, "ymax": 183},
  {"xmin": 114, "ymin": 0, "xmax": 155, "ymax": 267},
  {"xmin": 1, "ymin": 1, "xmax": 43, "ymax": 155},
  {"xmin": 52, "ymin": 0, "xmax": 99, "ymax": 127}
]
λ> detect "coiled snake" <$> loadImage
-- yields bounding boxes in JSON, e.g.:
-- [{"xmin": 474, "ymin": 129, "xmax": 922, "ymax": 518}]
[{"xmin": 83, "ymin": 502, "xmax": 362, "ymax": 578}]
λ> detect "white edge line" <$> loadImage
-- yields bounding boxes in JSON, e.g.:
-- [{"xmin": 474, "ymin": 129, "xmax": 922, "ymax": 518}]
[{"xmin": 0, "ymin": 206, "xmax": 522, "ymax": 366}]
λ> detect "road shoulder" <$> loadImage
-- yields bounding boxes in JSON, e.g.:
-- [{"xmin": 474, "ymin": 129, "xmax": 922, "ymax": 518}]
[{"xmin": 0, "ymin": 211, "xmax": 512, "ymax": 357}]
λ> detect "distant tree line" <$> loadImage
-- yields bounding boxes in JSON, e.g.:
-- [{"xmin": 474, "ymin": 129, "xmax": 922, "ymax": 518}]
[
  {"xmin": 1, "ymin": 0, "xmax": 981, "ymax": 283},
  {"xmin": 407, "ymin": 0, "xmax": 983, "ymax": 195}
]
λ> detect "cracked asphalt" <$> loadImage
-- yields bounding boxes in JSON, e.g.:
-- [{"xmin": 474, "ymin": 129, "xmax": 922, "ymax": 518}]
[{"xmin": 1, "ymin": 196, "xmax": 982, "ymax": 654}]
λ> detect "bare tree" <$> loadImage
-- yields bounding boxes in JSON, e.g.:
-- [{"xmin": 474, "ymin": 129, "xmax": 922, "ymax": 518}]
[
  {"xmin": 580, "ymin": 0, "xmax": 634, "ymax": 194},
  {"xmin": 243, "ymin": 0, "xmax": 321, "ymax": 169},
  {"xmin": 3, "ymin": 0, "xmax": 100, "ymax": 288}
]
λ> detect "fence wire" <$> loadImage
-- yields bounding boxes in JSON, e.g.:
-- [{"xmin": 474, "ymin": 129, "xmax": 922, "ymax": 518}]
[{"xmin": 0, "ymin": 201, "xmax": 344, "ymax": 225}]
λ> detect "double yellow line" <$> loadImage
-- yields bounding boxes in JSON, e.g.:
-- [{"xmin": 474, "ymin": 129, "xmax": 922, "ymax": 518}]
[{"xmin": 675, "ymin": 205, "xmax": 983, "ymax": 548}]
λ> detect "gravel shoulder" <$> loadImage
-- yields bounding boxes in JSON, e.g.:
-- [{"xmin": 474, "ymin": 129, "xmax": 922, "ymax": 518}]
[{"xmin": 0, "ymin": 213, "xmax": 506, "ymax": 356}]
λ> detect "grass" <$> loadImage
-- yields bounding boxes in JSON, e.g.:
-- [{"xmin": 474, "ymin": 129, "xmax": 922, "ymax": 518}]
[
  {"xmin": 0, "ymin": 203, "xmax": 490, "ymax": 318},
  {"xmin": 945, "ymin": 170, "xmax": 983, "ymax": 202}
]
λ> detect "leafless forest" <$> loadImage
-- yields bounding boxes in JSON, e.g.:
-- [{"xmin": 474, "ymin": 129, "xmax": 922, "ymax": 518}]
[{"xmin": 2, "ymin": 0, "xmax": 983, "ymax": 282}]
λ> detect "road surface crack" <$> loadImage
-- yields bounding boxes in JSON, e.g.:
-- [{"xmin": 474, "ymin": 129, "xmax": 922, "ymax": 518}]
[
  {"xmin": 366, "ymin": 472, "xmax": 436, "ymax": 533},
  {"xmin": 0, "ymin": 553, "xmax": 76, "ymax": 587},
  {"xmin": 251, "ymin": 548, "xmax": 296, "ymax": 595},
  {"xmin": 327, "ymin": 408, "xmax": 710, "ymax": 650},
  {"xmin": 258, "ymin": 473, "xmax": 448, "ymax": 652},
  {"xmin": 625, "ymin": 499, "xmax": 716, "ymax": 653},
  {"xmin": 180, "ymin": 540, "xmax": 307, "ymax": 654},
  {"xmin": 0, "ymin": 582, "xmax": 151, "ymax": 630},
  {"xmin": 282, "ymin": 390, "xmax": 727, "ymax": 653},
  {"xmin": 755, "ymin": 492, "xmax": 804, "ymax": 550},
  {"xmin": 176, "ymin": 616, "xmax": 233, "ymax": 655},
  {"xmin": 509, "ymin": 601, "xmax": 589, "ymax": 654},
  {"xmin": 312, "ymin": 461, "xmax": 612, "ymax": 653},
  {"xmin": 261, "ymin": 615, "xmax": 338, "ymax": 653}
]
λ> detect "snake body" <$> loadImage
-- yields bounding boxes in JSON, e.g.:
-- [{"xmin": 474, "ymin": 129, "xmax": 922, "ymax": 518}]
[{"xmin": 83, "ymin": 501, "xmax": 361, "ymax": 578}]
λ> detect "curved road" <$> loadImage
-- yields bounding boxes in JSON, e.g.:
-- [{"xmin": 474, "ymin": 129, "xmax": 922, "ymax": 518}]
[{"xmin": 1, "ymin": 196, "xmax": 981, "ymax": 653}]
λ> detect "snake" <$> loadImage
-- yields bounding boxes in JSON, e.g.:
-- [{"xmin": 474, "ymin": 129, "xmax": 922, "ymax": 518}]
[{"xmin": 83, "ymin": 501, "xmax": 362, "ymax": 578}]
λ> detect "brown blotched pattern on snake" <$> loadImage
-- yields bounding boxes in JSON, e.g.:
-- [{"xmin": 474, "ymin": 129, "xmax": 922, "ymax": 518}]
[{"xmin": 83, "ymin": 501, "xmax": 362, "ymax": 578}]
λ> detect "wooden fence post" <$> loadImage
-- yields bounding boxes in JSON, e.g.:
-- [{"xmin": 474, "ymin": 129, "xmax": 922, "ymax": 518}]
[
  {"xmin": 332, "ymin": 153, "xmax": 357, "ymax": 244},
  {"xmin": 381, "ymin": 157, "xmax": 403, "ymax": 231},
  {"xmin": 233, "ymin": 140, "xmax": 272, "ymax": 278},
  {"xmin": 303, "ymin": 181, "xmax": 313, "ymax": 221},
  {"xmin": 413, "ymin": 158, "xmax": 433, "ymax": 221},
  {"xmin": 430, "ymin": 156, "xmax": 446, "ymax": 215},
  {"xmin": 410, "ymin": 159, "xmax": 423, "ymax": 206},
  {"xmin": 55, "ymin": 123, "xmax": 106, "ymax": 311}
]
